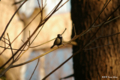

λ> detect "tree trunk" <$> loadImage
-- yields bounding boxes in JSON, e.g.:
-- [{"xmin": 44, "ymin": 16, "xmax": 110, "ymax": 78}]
[{"xmin": 71, "ymin": 0, "xmax": 120, "ymax": 80}]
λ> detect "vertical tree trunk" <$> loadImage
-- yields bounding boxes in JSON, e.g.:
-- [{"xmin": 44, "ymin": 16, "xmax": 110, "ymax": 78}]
[{"xmin": 71, "ymin": 0, "xmax": 120, "ymax": 80}]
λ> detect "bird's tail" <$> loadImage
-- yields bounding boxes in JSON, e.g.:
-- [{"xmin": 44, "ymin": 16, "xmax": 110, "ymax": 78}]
[{"xmin": 51, "ymin": 45, "xmax": 54, "ymax": 48}]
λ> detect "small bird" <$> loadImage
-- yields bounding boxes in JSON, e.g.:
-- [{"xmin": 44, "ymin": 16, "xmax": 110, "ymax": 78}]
[{"xmin": 51, "ymin": 34, "xmax": 62, "ymax": 48}]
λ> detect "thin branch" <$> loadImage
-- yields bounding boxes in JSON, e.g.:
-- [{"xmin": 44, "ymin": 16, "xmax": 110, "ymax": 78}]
[
  {"xmin": 0, "ymin": 63, "xmax": 13, "ymax": 77},
  {"xmin": 37, "ymin": 0, "xmax": 43, "ymax": 23},
  {"xmin": 0, "ymin": 0, "xmax": 27, "ymax": 41},
  {"xmin": 72, "ymin": 23, "xmax": 76, "ymax": 36},
  {"xmin": 12, "ymin": 0, "xmax": 28, "ymax": 5},
  {"xmin": 0, "ymin": 3, "xmax": 46, "ymax": 55},
  {"xmin": 29, "ymin": 30, "xmax": 31, "ymax": 46},
  {"xmin": 84, "ymin": 42, "xmax": 120, "ymax": 50},
  {"xmin": 92, "ymin": 15, "xmax": 120, "ymax": 28},
  {"xmin": 0, "ymin": 39, "xmax": 9, "ymax": 46},
  {"xmin": 30, "ymin": 38, "xmax": 55, "ymax": 48},
  {"xmin": 1, "ymin": 0, "xmax": 66, "ymax": 69},
  {"xmin": 89, "ymin": 0, "xmax": 110, "ymax": 29},
  {"xmin": 11, "ymin": 27, "xmax": 68, "ymax": 67},
  {"xmin": 61, "ymin": 28, "xmax": 67, "ymax": 35},
  {"xmin": 84, "ymin": 2, "xmax": 120, "ymax": 49},
  {"xmin": 76, "ymin": 0, "xmax": 111, "ymax": 39},
  {"xmin": 14, "ymin": 42, "xmax": 28, "ymax": 62},
  {"xmin": 42, "ymin": 1, "xmax": 120, "ymax": 79},
  {"xmin": 29, "ymin": 58, "xmax": 40, "ymax": 80},
  {"xmin": 44, "ymin": 0, "xmax": 65, "ymax": 22},
  {"xmin": 3, "ymin": 35, "xmax": 6, "ymax": 49},
  {"xmin": 7, "ymin": 33, "xmax": 14, "ymax": 61},
  {"xmin": 2, "ymin": 36, "xmax": 9, "ymax": 42},
  {"xmin": 30, "ymin": 28, "xmax": 67, "ymax": 48},
  {"xmin": 84, "ymin": 32, "xmax": 120, "ymax": 50},
  {"xmin": 0, "ymin": 45, "xmax": 25, "ymax": 51},
  {"xmin": 0, "ymin": 0, "xmax": 27, "ymax": 55},
  {"xmin": 55, "ymin": 0, "xmax": 69, "ymax": 11},
  {"xmin": 11, "ymin": 42, "xmax": 66, "ymax": 68},
  {"xmin": 29, "ymin": 25, "xmax": 44, "ymax": 46}
]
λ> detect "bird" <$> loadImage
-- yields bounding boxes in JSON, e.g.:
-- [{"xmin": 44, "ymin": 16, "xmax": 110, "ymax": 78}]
[{"xmin": 51, "ymin": 34, "xmax": 62, "ymax": 48}]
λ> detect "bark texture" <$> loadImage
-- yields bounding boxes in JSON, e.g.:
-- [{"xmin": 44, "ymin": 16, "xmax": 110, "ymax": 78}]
[{"xmin": 71, "ymin": 0, "xmax": 120, "ymax": 80}]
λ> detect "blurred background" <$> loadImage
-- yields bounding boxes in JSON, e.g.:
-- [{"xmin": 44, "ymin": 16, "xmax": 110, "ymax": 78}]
[
  {"xmin": 1, "ymin": 0, "xmax": 120, "ymax": 80},
  {"xmin": 0, "ymin": 0, "xmax": 73, "ymax": 80},
  {"xmin": 18, "ymin": 0, "xmax": 73, "ymax": 80}
]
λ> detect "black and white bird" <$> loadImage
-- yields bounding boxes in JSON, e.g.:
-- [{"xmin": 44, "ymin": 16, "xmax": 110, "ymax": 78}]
[{"xmin": 51, "ymin": 34, "xmax": 62, "ymax": 48}]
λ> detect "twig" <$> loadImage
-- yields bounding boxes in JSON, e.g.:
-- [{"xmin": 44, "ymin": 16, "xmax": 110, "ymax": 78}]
[
  {"xmin": 7, "ymin": 33, "xmax": 14, "ymax": 61},
  {"xmin": 14, "ymin": 42, "xmax": 28, "ymax": 62},
  {"xmin": 29, "ymin": 25, "xmax": 44, "ymax": 46},
  {"xmin": 0, "ymin": 2, "xmax": 46, "ymax": 55},
  {"xmin": 12, "ymin": 0, "xmax": 28, "ymax": 5},
  {"xmin": 30, "ymin": 27, "xmax": 67, "ymax": 48},
  {"xmin": 42, "ymin": 1, "xmax": 120, "ymax": 79},
  {"xmin": 0, "ymin": 45, "xmax": 25, "ymax": 51},
  {"xmin": 84, "ymin": 32, "xmax": 120, "ymax": 50},
  {"xmin": 61, "ymin": 28, "xmax": 67, "ymax": 35},
  {"xmin": 30, "ymin": 38, "xmax": 55, "ymax": 48},
  {"xmin": 72, "ymin": 23, "xmax": 76, "ymax": 36},
  {"xmin": 29, "ymin": 58, "xmax": 40, "ymax": 80},
  {"xmin": 0, "ymin": 0, "xmax": 66, "ymax": 70},
  {"xmin": 76, "ymin": 0, "xmax": 111, "ymax": 39},
  {"xmin": 92, "ymin": 15, "xmax": 120, "ymax": 28},
  {"xmin": 28, "ymin": 30, "xmax": 30, "ymax": 46},
  {"xmin": 3, "ymin": 35, "xmax": 6, "ymax": 49},
  {"xmin": 11, "ymin": 41, "xmax": 69, "ymax": 68},
  {"xmin": 0, "ymin": 0, "xmax": 27, "ymax": 42},
  {"xmin": 84, "ymin": 42, "xmax": 120, "ymax": 50}
]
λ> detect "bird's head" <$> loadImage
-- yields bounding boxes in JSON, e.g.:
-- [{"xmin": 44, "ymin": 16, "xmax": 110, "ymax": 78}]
[{"xmin": 58, "ymin": 34, "xmax": 62, "ymax": 38}]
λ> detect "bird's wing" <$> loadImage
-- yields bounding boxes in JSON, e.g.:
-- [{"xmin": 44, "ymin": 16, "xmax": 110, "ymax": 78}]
[{"xmin": 54, "ymin": 38, "xmax": 60, "ymax": 45}]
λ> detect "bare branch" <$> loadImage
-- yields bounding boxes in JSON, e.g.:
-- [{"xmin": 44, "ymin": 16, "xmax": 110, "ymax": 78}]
[
  {"xmin": 7, "ymin": 33, "xmax": 14, "ymax": 61},
  {"xmin": 29, "ymin": 58, "xmax": 40, "ymax": 80},
  {"xmin": 0, "ymin": 0, "xmax": 27, "ymax": 42}
]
